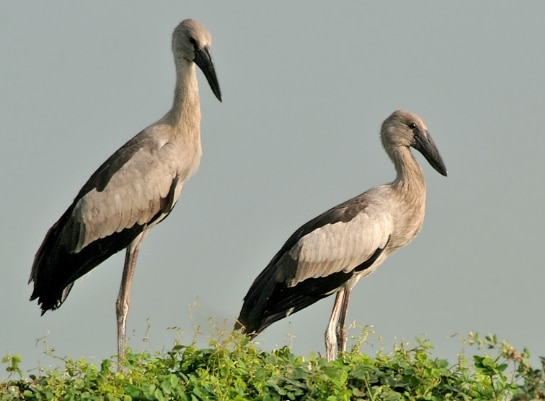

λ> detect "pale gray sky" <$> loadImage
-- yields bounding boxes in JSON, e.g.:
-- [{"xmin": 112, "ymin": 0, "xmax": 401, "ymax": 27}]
[{"xmin": 2, "ymin": 2, "xmax": 544, "ymax": 376}]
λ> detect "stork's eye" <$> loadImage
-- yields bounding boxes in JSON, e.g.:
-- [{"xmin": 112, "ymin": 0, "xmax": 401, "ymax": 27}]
[
  {"xmin": 409, "ymin": 122, "xmax": 418, "ymax": 130},
  {"xmin": 189, "ymin": 37, "xmax": 197, "ymax": 46}
]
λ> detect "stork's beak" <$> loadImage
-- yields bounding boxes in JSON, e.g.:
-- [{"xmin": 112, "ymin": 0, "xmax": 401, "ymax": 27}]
[
  {"xmin": 413, "ymin": 130, "xmax": 448, "ymax": 176},
  {"xmin": 194, "ymin": 46, "xmax": 222, "ymax": 102}
]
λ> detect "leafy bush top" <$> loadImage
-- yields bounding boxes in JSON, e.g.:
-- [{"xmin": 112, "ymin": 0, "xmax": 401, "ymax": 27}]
[{"xmin": 1, "ymin": 331, "xmax": 544, "ymax": 401}]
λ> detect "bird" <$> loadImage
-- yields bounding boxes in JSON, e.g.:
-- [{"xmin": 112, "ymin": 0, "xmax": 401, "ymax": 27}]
[
  {"xmin": 29, "ymin": 19, "xmax": 222, "ymax": 363},
  {"xmin": 235, "ymin": 110, "xmax": 447, "ymax": 361}
]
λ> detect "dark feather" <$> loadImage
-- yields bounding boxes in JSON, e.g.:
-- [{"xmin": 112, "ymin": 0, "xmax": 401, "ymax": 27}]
[
  {"xmin": 30, "ymin": 167, "xmax": 180, "ymax": 313},
  {"xmin": 30, "ymin": 207, "xmax": 145, "ymax": 312},
  {"xmin": 237, "ymin": 229, "xmax": 387, "ymax": 335}
]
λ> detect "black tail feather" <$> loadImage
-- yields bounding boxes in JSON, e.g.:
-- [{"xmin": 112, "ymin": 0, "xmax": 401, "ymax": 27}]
[
  {"xmin": 236, "ymin": 263, "xmax": 354, "ymax": 336},
  {"xmin": 30, "ymin": 205, "xmax": 144, "ymax": 313}
]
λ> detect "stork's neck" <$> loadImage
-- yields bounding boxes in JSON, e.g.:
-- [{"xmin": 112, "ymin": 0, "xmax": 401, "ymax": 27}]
[
  {"xmin": 163, "ymin": 60, "xmax": 201, "ymax": 133},
  {"xmin": 391, "ymin": 146, "xmax": 426, "ymax": 199}
]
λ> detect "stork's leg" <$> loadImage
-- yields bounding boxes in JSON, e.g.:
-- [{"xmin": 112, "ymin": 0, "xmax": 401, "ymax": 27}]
[
  {"xmin": 116, "ymin": 232, "xmax": 145, "ymax": 366},
  {"xmin": 336, "ymin": 287, "xmax": 351, "ymax": 356},
  {"xmin": 325, "ymin": 287, "xmax": 346, "ymax": 361}
]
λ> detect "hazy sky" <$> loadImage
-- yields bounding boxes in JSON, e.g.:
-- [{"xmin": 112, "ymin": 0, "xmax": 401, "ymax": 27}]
[{"xmin": 2, "ymin": 2, "xmax": 544, "ymax": 377}]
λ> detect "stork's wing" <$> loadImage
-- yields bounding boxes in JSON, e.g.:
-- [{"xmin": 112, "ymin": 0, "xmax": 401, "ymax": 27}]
[
  {"xmin": 237, "ymin": 189, "xmax": 394, "ymax": 334},
  {"xmin": 281, "ymin": 203, "xmax": 392, "ymax": 286},
  {"xmin": 62, "ymin": 130, "xmax": 186, "ymax": 253},
  {"xmin": 29, "ymin": 128, "xmax": 191, "ymax": 312},
  {"xmin": 271, "ymin": 191, "xmax": 393, "ymax": 286}
]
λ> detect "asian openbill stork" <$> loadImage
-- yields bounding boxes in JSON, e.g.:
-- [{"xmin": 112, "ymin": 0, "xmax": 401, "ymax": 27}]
[
  {"xmin": 235, "ymin": 110, "xmax": 447, "ymax": 361},
  {"xmin": 29, "ymin": 19, "xmax": 222, "ymax": 362}
]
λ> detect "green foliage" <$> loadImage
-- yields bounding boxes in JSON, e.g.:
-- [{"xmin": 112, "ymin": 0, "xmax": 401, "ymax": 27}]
[{"xmin": 1, "ymin": 330, "xmax": 544, "ymax": 400}]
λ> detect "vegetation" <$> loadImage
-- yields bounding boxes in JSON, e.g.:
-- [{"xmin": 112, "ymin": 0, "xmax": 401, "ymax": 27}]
[{"xmin": 1, "ymin": 328, "xmax": 544, "ymax": 400}]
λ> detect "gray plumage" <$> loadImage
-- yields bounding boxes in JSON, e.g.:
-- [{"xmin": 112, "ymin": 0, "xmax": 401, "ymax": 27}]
[
  {"xmin": 235, "ymin": 110, "xmax": 447, "ymax": 361},
  {"xmin": 29, "ymin": 19, "xmax": 221, "ymax": 363}
]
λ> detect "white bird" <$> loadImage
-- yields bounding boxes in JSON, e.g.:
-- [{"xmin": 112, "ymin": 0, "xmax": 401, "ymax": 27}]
[
  {"xmin": 29, "ymin": 19, "xmax": 222, "ymax": 362},
  {"xmin": 235, "ymin": 110, "xmax": 447, "ymax": 361}
]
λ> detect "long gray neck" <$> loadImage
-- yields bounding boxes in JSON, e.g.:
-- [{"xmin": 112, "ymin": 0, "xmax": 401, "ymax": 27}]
[
  {"xmin": 390, "ymin": 146, "xmax": 426, "ymax": 202},
  {"xmin": 163, "ymin": 60, "xmax": 201, "ymax": 132}
]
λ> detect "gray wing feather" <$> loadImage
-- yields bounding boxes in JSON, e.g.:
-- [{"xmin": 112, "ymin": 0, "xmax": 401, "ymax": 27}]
[
  {"xmin": 64, "ymin": 130, "xmax": 186, "ymax": 253},
  {"xmin": 285, "ymin": 199, "xmax": 393, "ymax": 287}
]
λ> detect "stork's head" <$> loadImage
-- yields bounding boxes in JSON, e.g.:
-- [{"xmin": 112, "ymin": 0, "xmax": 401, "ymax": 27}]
[
  {"xmin": 381, "ymin": 110, "xmax": 447, "ymax": 176},
  {"xmin": 172, "ymin": 19, "xmax": 222, "ymax": 101}
]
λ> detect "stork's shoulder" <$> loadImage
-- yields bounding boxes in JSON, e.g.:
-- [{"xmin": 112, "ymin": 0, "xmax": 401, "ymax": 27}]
[
  {"xmin": 277, "ymin": 187, "xmax": 390, "ymax": 249},
  {"xmin": 314, "ymin": 185, "xmax": 396, "ymax": 225},
  {"xmin": 72, "ymin": 129, "xmax": 156, "ymax": 195}
]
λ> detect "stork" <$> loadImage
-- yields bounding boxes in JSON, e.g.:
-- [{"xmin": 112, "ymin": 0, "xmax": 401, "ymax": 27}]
[
  {"xmin": 235, "ymin": 110, "xmax": 447, "ymax": 361},
  {"xmin": 29, "ymin": 19, "xmax": 222, "ymax": 362}
]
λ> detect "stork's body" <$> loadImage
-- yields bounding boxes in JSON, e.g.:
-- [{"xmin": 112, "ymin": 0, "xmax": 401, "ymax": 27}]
[
  {"xmin": 29, "ymin": 19, "xmax": 222, "ymax": 362},
  {"xmin": 236, "ymin": 110, "xmax": 447, "ymax": 361}
]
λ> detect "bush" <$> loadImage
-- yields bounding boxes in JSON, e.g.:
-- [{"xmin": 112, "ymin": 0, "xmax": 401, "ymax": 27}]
[{"xmin": 1, "ymin": 330, "xmax": 544, "ymax": 400}]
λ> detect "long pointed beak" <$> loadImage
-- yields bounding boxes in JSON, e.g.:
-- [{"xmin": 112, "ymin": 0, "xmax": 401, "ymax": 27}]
[
  {"xmin": 194, "ymin": 46, "xmax": 222, "ymax": 102},
  {"xmin": 413, "ymin": 130, "xmax": 448, "ymax": 176}
]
